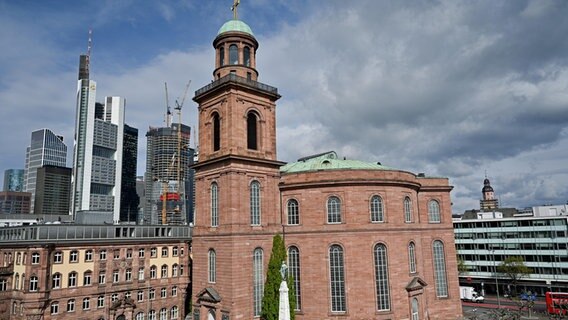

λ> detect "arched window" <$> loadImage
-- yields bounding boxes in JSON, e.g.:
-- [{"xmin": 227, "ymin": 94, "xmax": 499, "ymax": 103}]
[
  {"xmin": 250, "ymin": 181, "xmax": 261, "ymax": 225},
  {"xmin": 52, "ymin": 273, "xmax": 61, "ymax": 289},
  {"xmin": 404, "ymin": 197, "xmax": 412, "ymax": 223},
  {"xmin": 253, "ymin": 248, "xmax": 264, "ymax": 316},
  {"xmin": 329, "ymin": 245, "xmax": 346, "ymax": 312},
  {"xmin": 370, "ymin": 195, "xmax": 384, "ymax": 222},
  {"xmin": 428, "ymin": 200, "xmax": 441, "ymax": 223},
  {"xmin": 150, "ymin": 265, "xmax": 157, "ymax": 279},
  {"xmin": 212, "ymin": 112, "xmax": 220, "ymax": 152},
  {"xmin": 244, "ymin": 46, "xmax": 251, "ymax": 66},
  {"xmin": 161, "ymin": 265, "xmax": 168, "ymax": 278},
  {"xmin": 31, "ymin": 252, "xmax": 40, "ymax": 264},
  {"xmin": 229, "ymin": 44, "xmax": 238, "ymax": 65},
  {"xmin": 149, "ymin": 310, "xmax": 156, "ymax": 320},
  {"xmin": 170, "ymin": 306, "xmax": 179, "ymax": 319},
  {"xmin": 433, "ymin": 240, "xmax": 448, "ymax": 297},
  {"xmin": 219, "ymin": 46, "xmax": 225, "ymax": 66},
  {"xmin": 211, "ymin": 182, "xmax": 219, "ymax": 227},
  {"xmin": 327, "ymin": 196, "xmax": 342, "ymax": 224},
  {"xmin": 67, "ymin": 299, "xmax": 75, "ymax": 312},
  {"xmin": 408, "ymin": 242, "xmax": 417, "ymax": 274},
  {"xmin": 287, "ymin": 199, "xmax": 299, "ymax": 225},
  {"xmin": 50, "ymin": 301, "xmax": 59, "ymax": 314},
  {"xmin": 208, "ymin": 249, "xmax": 216, "ymax": 283},
  {"xmin": 14, "ymin": 273, "xmax": 19, "ymax": 290},
  {"xmin": 29, "ymin": 276, "xmax": 38, "ymax": 291},
  {"xmin": 374, "ymin": 243, "xmax": 390, "ymax": 311},
  {"xmin": 160, "ymin": 308, "xmax": 167, "ymax": 320},
  {"xmin": 136, "ymin": 312, "xmax": 144, "ymax": 320},
  {"xmin": 247, "ymin": 112, "xmax": 258, "ymax": 150},
  {"xmin": 288, "ymin": 246, "xmax": 301, "ymax": 310},
  {"xmin": 411, "ymin": 298, "xmax": 419, "ymax": 320},
  {"xmin": 68, "ymin": 272, "xmax": 77, "ymax": 287}
]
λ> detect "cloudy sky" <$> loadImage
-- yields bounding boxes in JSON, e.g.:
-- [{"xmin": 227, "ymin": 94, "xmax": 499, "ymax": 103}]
[{"xmin": 1, "ymin": 0, "xmax": 567, "ymax": 214}]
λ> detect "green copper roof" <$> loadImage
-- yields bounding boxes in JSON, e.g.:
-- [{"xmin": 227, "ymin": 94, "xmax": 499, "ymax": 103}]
[
  {"xmin": 280, "ymin": 151, "xmax": 394, "ymax": 174},
  {"xmin": 217, "ymin": 19, "xmax": 254, "ymax": 37}
]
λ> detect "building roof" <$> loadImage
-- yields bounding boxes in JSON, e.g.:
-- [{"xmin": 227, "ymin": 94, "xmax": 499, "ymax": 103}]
[
  {"xmin": 280, "ymin": 151, "xmax": 394, "ymax": 174},
  {"xmin": 217, "ymin": 19, "xmax": 254, "ymax": 37}
]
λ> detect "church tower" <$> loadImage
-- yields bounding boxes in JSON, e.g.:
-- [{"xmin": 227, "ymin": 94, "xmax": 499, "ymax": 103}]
[
  {"xmin": 191, "ymin": 4, "xmax": 284, "ymax": 319},
  {"xmin": 480, "ymin": 176, "xmax": 499, "ymax": 211}
]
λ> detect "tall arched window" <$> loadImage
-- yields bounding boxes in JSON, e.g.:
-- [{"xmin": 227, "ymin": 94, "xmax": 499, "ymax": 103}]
[
  {"xmin": 404, "ymin": 197, "xmax": 412, "ymax": 223},
  {"xmin": 14, "ymin": 273, "xmax": 19, "ymax": 290},
  {"xmin": 219, "ymin": 46, "xmax": 225, "ymax": 66},
  {"xmin": 287, "ymin": 199, "xmax": 299, "ymax": 225},
  {"xmin": 327, "ymin": 196, "xmax": 342, "ymax": 224},
  {"xmin": 253, "ymin": 248, "xmax": 264, "ymax": 317},
  {"xmin": 288, "ymin": 246, "xmax": 301, "ymax": 310},
  {"xmin": 247, "ymin": 112, "xmax": 258, "ymax": 150},
  {"xmin": 411, "ymin": 298, "xmax": 419, "ymax": 320},
  {"xmin": 433, "ymin": 240, "xmax": 448, "ymax": 297},
  {"xmin": 428, "ymin": 200, "xmax": 441, "ymax": 223},
  {"xmin": 211, "ymin": 182, "xmax": 218, "ymax": 227},
  {"xmin": 229, "ymin": 44, "xmax": 238, "ymax": 65},
  {"xmin": 408, "ymin": 242, "xmax": 417, "ymax": 274},
  {"xmin": 212, "ymin": 112, "xmax": 220, "ymax": 152},
  {"xmin": 29, "ymin": 276, "xmax": 38, "ymax": 292},
  {"xmin": 244, "ymin": 46, "xmax": 251, "ymax": 66},
  {"xmin": 329, "ymin": 245, "xmax": 346, "ymax": 312},
  {"xmin": 208, "ymin": 249, "xmax": 216, "ymax": 283},
  {"xmin": 370, "ymin": 195, "xmax": 384, "ymax": 222},
  {"xmin": 250, "ymin": 181, "xmax": 261, "ymax": 225},
  {"xmin": 374, "ymin": 244, "xmax": 390, "ymax": 311}
]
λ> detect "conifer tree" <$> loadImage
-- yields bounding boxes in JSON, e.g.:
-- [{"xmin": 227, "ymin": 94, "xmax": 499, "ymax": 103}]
[{"xmin": 261, "ymin": 234, "xmax": 295, "ymax": 320}]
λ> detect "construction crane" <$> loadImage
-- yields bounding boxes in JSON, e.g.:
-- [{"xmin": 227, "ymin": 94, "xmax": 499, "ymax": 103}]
[{"xmin": 159, "ymin": 80, "xmax": 191, "ymax": 224}]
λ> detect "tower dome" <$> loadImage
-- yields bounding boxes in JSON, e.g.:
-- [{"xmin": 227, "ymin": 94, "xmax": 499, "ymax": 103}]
[
  {"xmin": 217, "ymin": 19, "xmax": 254, "ymax": 37},
  {"xmin": 482, "ymin": 178, "xmax": 494, "ymax": 193}
]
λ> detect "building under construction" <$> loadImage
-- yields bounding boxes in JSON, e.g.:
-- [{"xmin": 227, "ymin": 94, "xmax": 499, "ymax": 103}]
[{"xmin": 143, "ymin": 123, "xmax": 194, "ymax": 224}]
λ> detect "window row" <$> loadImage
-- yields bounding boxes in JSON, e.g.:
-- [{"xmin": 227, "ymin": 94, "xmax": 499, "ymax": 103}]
[
  {"xmin": 49, "ymin": 246, "xmax": 183, "ymax": 264},
  {"xmin": 219, "ymin": 44, "xmax": 252, "ymax": 67},
  {"xmin": 10, "ymin": 265, "xmax": 183, "ymax": 292},
  {"xmin": 213, "ymin": 241, "xmax": 448, "ymax": 316},
  {"xmin": 50, "ymin": 300, "xmax": 178, "ymax": 319},
  {"xmin": 287, "ymin": 196, "xmax": 442, "ymax": 225},
  {"xmin": 209, "ymin": 179, "xmax": 262, "ymax": 227},
  {"xmin": 210, "ymin": 109, "xmax": 260, "ymax": 153}
]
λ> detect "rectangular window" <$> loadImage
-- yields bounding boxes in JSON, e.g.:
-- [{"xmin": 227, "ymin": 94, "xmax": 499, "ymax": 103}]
[
  {"xmin": 84, "ymin": 273, "xmax": 92, "ymax": 286},
  {"xmin": 161, "ymin": 287, "xmax": 167, "ymax": 298},
  {"xmin": 70, "ymin": 251, "xmax": 78, "ymax": 263},
  {"xmin": 85, "ymin": 250, "xmax": 93, "ymax": 262},
  {"xmin": 54, "ymin": 252, "xmax": 63, "ymax": 264},
  {"xmin": 114, "ymin": 250, "xmax": 120, "ymax": 259},
  {"xmin": 161, "ymin": 247, "xmax": 168, "ymax": 257},
  {"xmin": 113, "ymin": 270, "xmax": 119, "ymax": 283},
  {"xmin": 138, "ymin": 268, "xmax": 145, "ymax": 280},
  {"xmin": 172, "ymin": 247, "xmax": 178, "ymax": 257},
  {"xmin": 151, "ymin": 248, "xmax": 157, "ymax": 258},
  {"xmin": 98, "ymin": 272, "xmax": 106, "ymax": 285},
  {"xmin": 126, "ymin": 269, "xmax": 132, "ymax": 282},
  {"xmin": 126, "ymin": 249, "xmax": 133, "ymax": 259},
  {"xmin": 149, "ymin": 289, "xmax": 155, "ymax": 300},
  {"xmin": 99, "ymin": 250, "xmax": 107, "ymax": 260},
  {"xmin": 139, "ymin": 248, "xmax": 145, "ymax": 258},
  {"xmin": 137, "ymin": 291, "xmax": 144, "ymax": 302},
  {"xmin": 97, "ymin": 296, "xmax": 105, "ymax": 308}
]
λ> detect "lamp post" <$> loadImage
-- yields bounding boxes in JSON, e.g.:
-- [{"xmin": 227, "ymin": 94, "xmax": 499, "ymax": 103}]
[{"xmin": 491, "ymin": 249, "xmax": 501, "ymax": 307}]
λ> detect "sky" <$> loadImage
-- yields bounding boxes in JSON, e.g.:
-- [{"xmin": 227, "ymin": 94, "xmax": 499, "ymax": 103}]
[{"xmin": 1, "ymin": 0, "xmax": 567, "ymax": 214}]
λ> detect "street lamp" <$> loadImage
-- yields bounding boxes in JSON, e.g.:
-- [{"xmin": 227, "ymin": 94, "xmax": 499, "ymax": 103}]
[{"xmin": 491, "ymin": 249, "xmax": 501, "ymax": 307}]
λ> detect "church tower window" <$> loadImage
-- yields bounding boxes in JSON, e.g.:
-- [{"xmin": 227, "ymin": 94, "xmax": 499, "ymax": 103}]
[
  {"xmin": 229, "ymin": 44, "xmax": 238, "ymax": 65},
  {"xmin": 250, "ymin": 181, "xmax": 261, "ymax": 225},
  {"xmin": 244, "ymin": 46, "xmax": 251, "ymax": 66},
  {"xmin": 219, "ymin": 47, "xmax": 225, "ymax": 66},
  {"xmin": 212, "ymin": 112, "xmax": 220, "ymax": 152},
  {"xmin": 211, "ymin": 182, "xmax": 219, "ymax": 227},
  {"xmin": 247, "ymin": 112, "xmax": 258, "ymax": 150}
]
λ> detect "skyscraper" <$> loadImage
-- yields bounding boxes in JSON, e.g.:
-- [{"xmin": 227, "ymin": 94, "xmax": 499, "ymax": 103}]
[
  {"xmin": 144, "ymin": 124, "xmax": 193, "ymax": 224},
  {"xmin": 34, "ymin": 165, "xmax": 72, "ymax": 215},
  {"xmin": 71, "ymin": 53, "xmax": 126, "ymax": 223},
  {"xmin": 120, "ymin": 124, "xmax": 139, "ymax": 222},
  {"xmin": 3, "ymin": 169, "xmax": 24, "ymax": 192},
  {"xmin": 23, "ymin": 129, "xmax": 67, "ymax": 212}
]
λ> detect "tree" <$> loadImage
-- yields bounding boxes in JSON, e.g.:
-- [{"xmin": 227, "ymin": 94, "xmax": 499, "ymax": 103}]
[
  {"xmin": 261, "ymin": 234, "xmax": 295, "ymax": 320},
  {"xmin": 497, "ymin": 256, "xmax": 532, "ymax": 294},
  {"xmin": 457, "ymin": 257, "xmax": 468, "ymax": 275}
]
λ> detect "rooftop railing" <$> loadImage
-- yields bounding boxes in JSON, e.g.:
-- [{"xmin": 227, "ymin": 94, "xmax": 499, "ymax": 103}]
[{"xmin": 195, "ymin": 73, "xmax": 278, "ymax": 97}]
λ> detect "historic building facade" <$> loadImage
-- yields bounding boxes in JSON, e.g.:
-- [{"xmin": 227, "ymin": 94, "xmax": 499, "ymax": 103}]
[
  {"xmin": 0, "ymin": 225, "xmax": 191, "ymax": 320},
  {"xmin": 191, "ymin": 12, "xmax": 462, "ymax": 320}
]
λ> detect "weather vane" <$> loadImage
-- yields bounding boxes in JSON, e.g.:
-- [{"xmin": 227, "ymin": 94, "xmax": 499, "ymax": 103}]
[{"xmin": 232, "ymin": 0, "xmax": 240, "ymax": 20}]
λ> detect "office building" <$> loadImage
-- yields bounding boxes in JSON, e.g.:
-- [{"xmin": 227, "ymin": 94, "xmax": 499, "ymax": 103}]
[
  {"xmin": 120, "ymin": 124, "xmax": 139, "ymax": 223},
  {"xmin": 0, "ymin": 192, "xmax": 31, "ymax": 215},
  {"xmin": 71, "ymin": 52, "xmax": 127, "ymax": 223},
  {"xmin": 23, "ymin": 129, "xmax": 67, "ymax": 213},
  {"xmin": 3, "ymin": 170, "xmax": 24, "ymax": 192},
  {"xmin": 0, "ymin": 224, "xmax": 191, "ymax": 320},
  {"xmin": 34, "ymin": 165, "xmax": 72, "ymax": 215}
]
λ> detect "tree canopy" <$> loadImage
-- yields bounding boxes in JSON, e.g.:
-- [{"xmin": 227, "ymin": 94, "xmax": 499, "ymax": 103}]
[{"xmin": 497, "ymin": 256, "xmax": 532, "ymax": 294}]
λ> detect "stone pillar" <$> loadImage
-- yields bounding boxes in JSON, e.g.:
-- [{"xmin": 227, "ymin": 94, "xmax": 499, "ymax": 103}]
[{"xmin": 278, "ymin": 280, "xmax": 290, "ymax": 320}]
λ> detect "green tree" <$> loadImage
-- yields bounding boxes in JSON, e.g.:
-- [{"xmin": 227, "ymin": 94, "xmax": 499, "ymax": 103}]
[
  {"xmin": 261, "ymin": 234, "xmax": 295, "ymax": 320},
  {"xmin": 497, "ymin": 256, "xmax": 532, "ymax": 294},
  {"xmin": 457, "ymin": 257, "xmax": 468, "ymax": 275}
]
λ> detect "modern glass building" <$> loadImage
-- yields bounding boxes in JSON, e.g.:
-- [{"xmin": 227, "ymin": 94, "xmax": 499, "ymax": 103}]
[
  {"xmin": 3, "ymin": 169, "xmax": 24, "ymax": 192},
  {"xmin": 34, "ymin": 165, "xmax": 72, "ymax": 215},
  {"xmin": 23, "ymin": 129, "xmax": 67, "ymax": 213},
  {"xmin": 120, "ymin": 124, "xmax": 139, "ymax": 222},
  {"xmin": 454, "ymin": 207, "xmax": 568, "ymax": 296}
]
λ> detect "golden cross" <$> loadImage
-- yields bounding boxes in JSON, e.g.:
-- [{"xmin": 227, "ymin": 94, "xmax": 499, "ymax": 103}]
[{"xmin": 231, "ymin": 0, "xmax": 240, "ymax": 19}]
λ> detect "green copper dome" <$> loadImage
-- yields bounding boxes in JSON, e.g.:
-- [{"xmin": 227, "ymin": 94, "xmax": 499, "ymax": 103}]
[
  {"xmin": 217, "ymin": 19, "xmax": 254, "ymax": 37},
  {"xmin": 280, "ymin": 151, "xmax": 394, "ymax": 174}
]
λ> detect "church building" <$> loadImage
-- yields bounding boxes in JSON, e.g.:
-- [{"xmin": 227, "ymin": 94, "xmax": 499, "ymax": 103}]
[{"xmin": 191, "ymin": 6, "xmax": 462, "ymax": 320}]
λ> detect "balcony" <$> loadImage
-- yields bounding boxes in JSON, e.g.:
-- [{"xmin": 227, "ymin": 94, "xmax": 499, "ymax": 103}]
[
  {"xmin": 0, "ymin": 263, "xmax": 14, "ymax": 276},
  {"xmin": 195, "ymin": 73, "xmax": 278, "ymax": 98}
]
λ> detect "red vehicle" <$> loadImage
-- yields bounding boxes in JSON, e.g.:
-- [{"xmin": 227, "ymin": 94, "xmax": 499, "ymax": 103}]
[{"xmin": 545, "ymin": 292, "xmax": 568, "ymax": 315}]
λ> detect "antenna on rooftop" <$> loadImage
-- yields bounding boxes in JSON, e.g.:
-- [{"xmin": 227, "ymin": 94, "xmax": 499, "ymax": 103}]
[{"xmin": 86, "ymin": 29, "xmax": 93, "ymax": 72}]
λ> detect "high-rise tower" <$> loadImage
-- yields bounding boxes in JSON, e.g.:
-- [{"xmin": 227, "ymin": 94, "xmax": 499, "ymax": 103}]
[
  {"xmin": 71, "ymin": 46, "xmax": 127, "ymax": 223},
  {"xmin": 23, "ymin": 128, "xmax": 67, "ymax": 212},
  {"xmin": 191, "ymin": 7, "xmax": 283, "ymax": 318}
]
